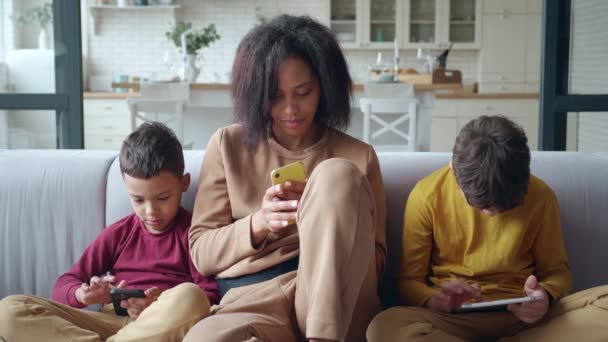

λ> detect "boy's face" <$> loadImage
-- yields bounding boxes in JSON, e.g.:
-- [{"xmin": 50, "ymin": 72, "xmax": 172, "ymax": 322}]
[{"xmin": 123, "ymin": 170, "xmax": 190, "ymax": 234}]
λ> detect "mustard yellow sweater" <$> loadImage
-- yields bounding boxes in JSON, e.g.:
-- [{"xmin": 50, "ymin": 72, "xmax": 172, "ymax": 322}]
[{"xmin": 399, "ymin": 166, "xmax": 572, "ymax": 306}]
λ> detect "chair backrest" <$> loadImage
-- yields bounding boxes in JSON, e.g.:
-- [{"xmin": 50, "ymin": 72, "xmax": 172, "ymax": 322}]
[
  {"xmin": 139, "ymin": 82, "xmax": 189, "ymax": 101},
  {"xmin": 127, "ymin": 82, "xmax": 190, "ymax": 144},
  {"xmin": 359, "ymin": 97, "xmax": 417, "ymax": 114},
  {"xmin": 363, "ymin": 82, "xmax": 414, "ymax": 98}
]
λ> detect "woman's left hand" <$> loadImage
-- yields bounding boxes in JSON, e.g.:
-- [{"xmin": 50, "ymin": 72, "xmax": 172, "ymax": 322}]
[
  {"xmin": 507, "ymin": 275, "xmax": 550, "ymax": 323},
  {"xmin": 122, "ymin": 287, "xmax": 162, "ymax": 320}
]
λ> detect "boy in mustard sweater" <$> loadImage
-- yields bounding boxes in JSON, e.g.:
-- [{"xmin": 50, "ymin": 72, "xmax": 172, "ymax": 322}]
[{"xmin": 368, "ymin": 115, "xmax": 608, "ymax": 341}]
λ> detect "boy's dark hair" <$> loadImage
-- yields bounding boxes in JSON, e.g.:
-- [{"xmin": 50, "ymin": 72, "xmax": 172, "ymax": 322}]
[
  {"xmin": 231, "ymin": 14, "xmax": 352, "ymax": 149},
  {"xmin": 452, "ymin": 115, "xmax": 531, "ymax": 211},
  {"xmin": 119, "ymin": 122, "xmax": 184, "ymax": 178}
]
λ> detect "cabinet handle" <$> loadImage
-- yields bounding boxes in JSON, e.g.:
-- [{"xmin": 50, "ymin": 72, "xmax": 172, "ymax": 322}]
[
  {"xmin": 485, "ymin": 106, "xmax": 494, "ymax": 111},
  {"xmin": 103, "ymin": 125, "xmax": 113, "ymax": 130},
  {"xmin": 104, "ymin": 106, "xmax": 112, "ymax": 111},
  {"xmin": 104, "ymin": 138, "xmax": 112, "ymax": 142},
  {"xmin": 498, "ymin": 75, "xmax": 505, "ymax": 81}
]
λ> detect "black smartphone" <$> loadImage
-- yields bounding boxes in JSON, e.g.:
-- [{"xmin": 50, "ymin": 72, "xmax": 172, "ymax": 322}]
[{"xmin": 110, "ymin": 288, "xmax": 146, "ymax": 316}]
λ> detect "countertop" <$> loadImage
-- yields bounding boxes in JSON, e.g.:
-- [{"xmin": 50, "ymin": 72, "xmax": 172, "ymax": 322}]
[{"xmin": 83, "ymin": 82, "xmax": 538, "ymax": 100}]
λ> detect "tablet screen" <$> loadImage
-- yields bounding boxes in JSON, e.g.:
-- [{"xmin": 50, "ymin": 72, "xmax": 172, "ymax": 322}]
[{"xmin": 453, "ymin": 296, "xmax": 541, "ymax": 313}]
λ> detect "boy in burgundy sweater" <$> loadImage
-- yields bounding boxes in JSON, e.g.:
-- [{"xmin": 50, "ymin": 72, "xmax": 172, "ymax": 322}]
[{"xmin": 0, "ymin": 122, "xmax": 219, "ymax": 341}]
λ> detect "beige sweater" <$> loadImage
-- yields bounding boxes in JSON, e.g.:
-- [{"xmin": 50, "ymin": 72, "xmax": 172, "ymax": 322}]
[{"xmin": 189, "ymin": 124, "xmax": 386, "ymax": 280}]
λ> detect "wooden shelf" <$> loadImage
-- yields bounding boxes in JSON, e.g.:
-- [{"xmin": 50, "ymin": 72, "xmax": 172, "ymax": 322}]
[
  {"xmin": 89, "ymin": 4, "xmax": 180, "ymax": 35},
  {"xmin": 89, "ymin": 5, "xmax": 180, "ymax": 10}
]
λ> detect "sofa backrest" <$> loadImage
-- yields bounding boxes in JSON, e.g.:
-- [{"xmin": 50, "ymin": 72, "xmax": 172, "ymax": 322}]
[
  {"xmin": 2, "ymin": 150, "xmax": 607, "ymax": 307},
  {"xmin": 0, "ymin": 150, "xmax": 116, "ymax": 299}
]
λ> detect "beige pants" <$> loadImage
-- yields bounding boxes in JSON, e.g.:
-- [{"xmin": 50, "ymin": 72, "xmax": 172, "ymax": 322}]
[
  {"xmin": 367, "ymin": 285, "xmax": 608, "ymax": 342},
  {"xmin": 184, "ymin": 158, "xmax": 382, "ymax": 342},
  {"xmin": 0, "ymin": 282, "xmax": 210, "ymax": 342}
]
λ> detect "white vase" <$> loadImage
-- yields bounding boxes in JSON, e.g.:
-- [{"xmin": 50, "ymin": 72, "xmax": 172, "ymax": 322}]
[
  {"xmin": 38, "ymin": 28, "xmax": 49, "ymax": 50},
  {"xmin": 184, "ymin": 54, "xmax": 201, "ymax": 83}
]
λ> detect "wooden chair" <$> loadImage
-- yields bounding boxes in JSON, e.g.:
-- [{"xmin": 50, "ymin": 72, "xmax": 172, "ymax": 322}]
[
  {"xmin": 127, "ymin": 82, "xmax": 192, "ymax": 148},
  {"xmin": 359, "ymin": 82, "xmax": 418, "ymax": 151}
]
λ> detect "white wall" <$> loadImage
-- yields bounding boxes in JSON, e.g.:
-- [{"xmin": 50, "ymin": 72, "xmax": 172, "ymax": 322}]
[
  {"xmin": 84, "ymin": 0, "xmax": 478, "ymax": 87},
  {"xmin": 570, "ymin": 0, "xmax": 608, "ymax": 151}
]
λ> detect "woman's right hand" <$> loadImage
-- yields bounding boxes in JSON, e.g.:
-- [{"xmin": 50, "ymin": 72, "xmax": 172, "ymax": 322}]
[{"xmin": 251, "ymin": 181, "xmax": 305, "ymax": 246}]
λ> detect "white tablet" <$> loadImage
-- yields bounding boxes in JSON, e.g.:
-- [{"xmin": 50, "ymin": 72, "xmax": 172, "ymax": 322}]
[{"xmin": 453, "ymin": 295, "xmax": 542, "ymax": 313}]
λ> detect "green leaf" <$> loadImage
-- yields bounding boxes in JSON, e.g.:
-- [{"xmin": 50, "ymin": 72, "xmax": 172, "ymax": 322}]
[{"xmin": 165, "ymin": 21, "xmax": 220, "ymax": 54}]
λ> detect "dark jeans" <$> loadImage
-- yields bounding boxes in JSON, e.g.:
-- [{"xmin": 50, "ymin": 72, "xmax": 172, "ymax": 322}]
[{"xmin": 217, "ymin": 257, "xmax": 299, "ymax": 296}]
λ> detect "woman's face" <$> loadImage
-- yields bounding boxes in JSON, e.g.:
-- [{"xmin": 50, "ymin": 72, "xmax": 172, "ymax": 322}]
[{"xmin": 270, "ymin": 56, "xmax": 321, "ymax": 144}]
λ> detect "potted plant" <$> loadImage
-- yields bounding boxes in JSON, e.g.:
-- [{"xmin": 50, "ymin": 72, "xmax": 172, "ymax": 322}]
[
  {"xmin": 12, "ymin": 2, "xmax": 53, "ymax": 49},
  {"xmin": 165, "ymin": 21, "xmax": 220, "ymax": 82}
]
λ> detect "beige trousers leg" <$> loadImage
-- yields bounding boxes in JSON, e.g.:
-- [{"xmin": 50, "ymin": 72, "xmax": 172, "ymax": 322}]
[
  {"xmin": 367, "ymin": 306, "xmax": 524, "ymax": 342},
  {"xmin": 184, "ymin": 158, "xmax": 381, "ymax": 342},
  {"xmin": 0, "ymin": 282, "xmax": 209, "ymax": 342},
  {"xmin": 503, "ymin": 285, "xmax": 608, "ymax": 341},
  {"xmin": 367, "ymin": 285, "xmax": 608, "ymax": 342}
]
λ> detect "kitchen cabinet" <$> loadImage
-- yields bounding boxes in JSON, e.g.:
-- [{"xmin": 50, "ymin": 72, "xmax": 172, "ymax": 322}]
[
  {"xmin": 403, "ymin": 0, "xmax": 482, "ymax": 49},
  {"xmin": 84, "ymin": 99, "xmax": 132, "ymax": 150},
  {"xmin": 478, "ymin": 0, "xmax": 542, "ymax": 93},
  {"xmin": 482, "ymin": 0, "xmax": 542, "ymax": 15},
  {"xmin": 328, "ymin": 0, "xmax": 479, "ymax": 50},
  {"xmin": 430, "ymin": 98, "xmax": 539, "ymax": 151},
  {"xmin": 329, "ymin": 0, "xmax": 402, "ymax": 49},
  {"xmin": 478, "ymin": 8, "xmax": 541, "ymax": 93},
  {"xmin": 482, "ymin": 0, "xmax": 527, "ymax": 14}
]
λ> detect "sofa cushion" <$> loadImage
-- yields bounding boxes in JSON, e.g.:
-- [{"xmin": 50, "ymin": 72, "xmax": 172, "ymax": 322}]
[
  {"xmin": 0, "ymin": 150, "xmax": 117, "ymax": 298},
  {"xmin": 105, "ymin": 151, "xmax": 205, "ymax": 225}
]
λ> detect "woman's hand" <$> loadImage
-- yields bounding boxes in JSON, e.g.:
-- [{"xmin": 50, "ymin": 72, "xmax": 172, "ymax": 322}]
[
  {"xmin": 251, "ymin": 181, "xmax": 306, "ymax": 246},
  {"xmin": 425, "ymin": 279, "xmax": 482, "ymax": 313},
  {"xmin": 507, "ymin": 275, "xmax": 550, "ymax": 323},
  {"xmin": 121, "ymin": 287, "xmax": 162, "ymax": 320}
]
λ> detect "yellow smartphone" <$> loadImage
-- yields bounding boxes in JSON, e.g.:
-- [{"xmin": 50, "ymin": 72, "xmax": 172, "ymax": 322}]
[
  {"xmin": 270, "ymin": 161, "xmax": 306, "ymax": 226},
  {"xmin": 270, "ymin": 161, "xmax": 307, "ymax": 187}
]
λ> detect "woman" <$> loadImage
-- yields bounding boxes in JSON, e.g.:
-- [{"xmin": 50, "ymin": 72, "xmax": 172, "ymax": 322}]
[{"xmin": 185, "ymin": 15, "xmax": 386, "ymax": 342}]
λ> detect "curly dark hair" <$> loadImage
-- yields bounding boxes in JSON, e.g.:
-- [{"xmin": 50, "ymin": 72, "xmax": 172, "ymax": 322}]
[
  {"xmin": 231, "ymin": 14, "xmax": 352, "ymax": 148},
  {"xmin": 119, "ymin": 122, "xmax": 184, "ymax": 178},
  {"xmin": 452, "ymin": 115, "xmax": 531, "ymax": 211}
]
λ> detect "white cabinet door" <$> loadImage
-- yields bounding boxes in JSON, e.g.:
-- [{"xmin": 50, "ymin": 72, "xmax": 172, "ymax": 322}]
[
  {"xmin": 431, "ymin": 99, "xmax": 540, "ymax": 151},
  {"xmin": 482, "ymin": 0, "xmax": 527, "ymax": 14},
  {"xmin": 363, "ymin": 0, "xmax": 401, "ymax": 49},
  {"xmin": 330, "ymin": 0, "xmax": 362, "ymax": 49},
  {"xmin": 84, "ymin": 99, "xmax": 131, "ymax": 150},
  {"xmin": 404, "ymin": 0, "xmax": 442, "ymax": 48},
  {"xmin": 331, "ymin": 0, "xmax": 401, "ymax": 49},
  {"xmin": 404, "ymin": 0, "xmax": 481, "ymax": 49},
  {"xmin": 526, "ymin": 0, "xmax": 543, "ymax": 14},
  {"xmin": 479, "ymin": 13, "xmax": 527, "ymax": 92},
  {"xmin": 525, "ymin": 14, "xmax": 541, "ymax": 78},
  {"xmin": 430, "ymin": 117, "xmax": 458, "ymax": 151},
  {"xmin": 480, "ymin": 14, "xmax": 526, "ymax": 73},
  {"xmin": 445, "ymin": 0, "xmax": 482, "ymax": 49}
]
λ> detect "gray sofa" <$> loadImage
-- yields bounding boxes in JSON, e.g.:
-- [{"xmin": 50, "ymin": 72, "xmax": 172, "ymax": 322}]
[{"xmin": 1, "ymin": 150, "xmax": 607, "ymax": 308}]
